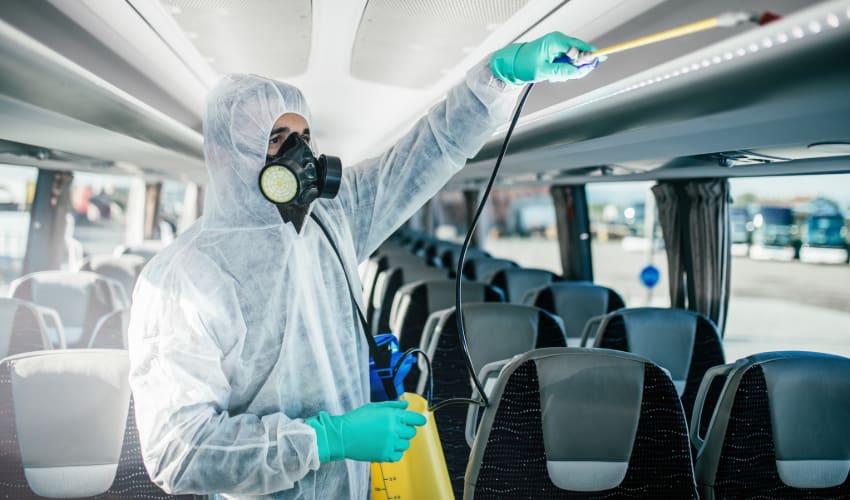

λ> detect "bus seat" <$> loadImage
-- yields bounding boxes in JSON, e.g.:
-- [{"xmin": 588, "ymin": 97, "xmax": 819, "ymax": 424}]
[
  {"xmin": 465, "ymin": 348, "xmax": 698, "ymax": 499},
  {"xmin": 524, "ymin": 282, "xmax": 625, "ymax": 346},
  {"xmin": 9, "ymin": 271, "xmax": 126, "ymax": 348},
  {"xmin": 79, "ymin": 254, "xmax": 146, "ymax": 301},
  {"xmin": 363, "ymin": 250, "xmax": 430, "ymax": 326},
  {"xmin": 421, "ymin": 304, "xmax": 566, "ymax": 496},
  {"xmin": 489, "ymin": 268, "xmax": 558, "ymax": 303},
  {"xmin": 370, "ymin": 264, "xmax": 448, "ymax": 336},
  {"xmin": 692, "ymin": 352, "xmax": 850, "ymax": 498},
  {"xmin": 114, "ymin": 240, "xmax": 164, "ymax": 263},
  {"xmin": 0, "ymin": 350, "xmax": 193, "ymax": 499},
  {"xmin": 461, "ymin": 257, "xmax": 518, "ymax": 282},
  {"xmin": 593, "ymin": 307, "xmax": 725, "ymax": 421},
  {"xmin": 5, "ymin": 350, "xmax": 129, "ymax": 498},
  {"xmin": 88, "ymin": 308, "xmax": 130, "ymax": 349},
  {"xmin": 387, "ymin": 280, "xmax": 503, "ymax": 389},
  {"xmin": 0, "ymin": 298, "xmax": 59, "ymax": 358},
  {"xmin": 440, "ymin": 246, "xmax": 490, "ymax": 274},
  {"xmin": 423, "ymin": 241, "xmax": 460, "ymax": 267}
]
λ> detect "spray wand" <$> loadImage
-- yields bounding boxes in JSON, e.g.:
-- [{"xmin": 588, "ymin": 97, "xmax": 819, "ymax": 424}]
[
  {"xmin": 556, "ymin": 11, "xmax": 782, "ymax": 69},
  {"xmin": 438, "ymin": 10, "xmax": 782, "ymax": 413}
]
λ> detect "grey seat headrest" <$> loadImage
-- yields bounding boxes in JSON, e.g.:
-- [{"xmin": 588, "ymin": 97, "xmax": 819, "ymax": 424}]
[
  {"xmin": 469, "ymin": 348, "xmax": 657, "ymax": 493},
  {"xmin": 8, "ymin": 349, "xmax": 130, "ymax": 498},
  {"xmin": 536, "ymin": 350, "xmax": 644, "ymax": 491},
  {"xmin": 760, "ymin": 354, "xmax": 850, "ymax": 488},
  {"xmin": 605, "ymin": 308, "xmax": 698, "ymax": 396}
]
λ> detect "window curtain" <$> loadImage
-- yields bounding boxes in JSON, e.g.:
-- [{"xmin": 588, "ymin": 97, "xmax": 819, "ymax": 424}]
[{"xmin": 652, "ymin": 179, "xmax": 731, "ymax": 334}]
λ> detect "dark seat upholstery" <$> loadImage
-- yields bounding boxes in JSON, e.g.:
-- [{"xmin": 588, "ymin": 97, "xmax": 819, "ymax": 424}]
[
  {"xmin": 594, "ymin": 307, "xmax": 725, "ymax": 421},
  {"xmin": 422, "ymin": 241, "xmax": 460, "ymax": 267},
  {"xmin": 0, "ymin": 298, "xmax": 56, "ymax": 358},
  {"xmin": 88, "ymin": 309, "xmax": 130, "ymax": 349},
  {"xmin": 525, "ymin": 282, "xmax": 625, "ymax": 346},
  {"xmin": 423, "ymin": 304, "xmax": 566, "ymax": 496},
  {"xmin": 465, "ymin": 348, "xmax": 697, "ymax": 499},
  {"xmin": 489, "ymin": 268, "xmax": 557, "ymax": 303},
  {"xmin": 460, "ymin": 257, "xmax": 518, "ymax": 282},
  {"xmin": 370, "ymin": 264, "xmax": 448, "ymax": 335},
  {"xmin": 692, "ymin": 351, "xmax": 850, "ymax": 499},
  {"xmin": 0, "ymin": 351, "xmax": 196, "ymax": 499},
  {"xmin": 361, "ymin": 249, "xmax": 429, "ymax": 331},
  {"xmin": 387, "ymin": 279, "xmax": 503, "ymax": 391},
  {"xmin": 9, "ymin": 271, "xmax": 126, "ymax": 348},
  {"xmin": 440, "ymin": 247, "xmax": 490, "ymax": 274},
  {"xmin": 79, "ymin": 254, "xmax": 146, "ymax": 300}
]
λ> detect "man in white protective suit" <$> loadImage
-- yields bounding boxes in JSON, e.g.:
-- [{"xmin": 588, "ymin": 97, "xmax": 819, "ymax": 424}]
[{"xmin": 128, "ymin": 32, "xmax": 601, "ymax": 499}]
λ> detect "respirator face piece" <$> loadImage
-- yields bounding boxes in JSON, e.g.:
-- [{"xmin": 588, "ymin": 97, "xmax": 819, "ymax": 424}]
[{"xmin": 259, "ymin": 133, "xmax": 342, "ymax": 207}]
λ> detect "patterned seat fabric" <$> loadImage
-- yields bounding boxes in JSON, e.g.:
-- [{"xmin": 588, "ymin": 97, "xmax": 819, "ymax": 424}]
[
  {"xmin": 426, "ymin": 304, "xmax": 566, "ymax": 496},
  {"xmin": 594, "ymin": 307, "xmax": 725, "ymax": 422},
  {"xmin": 10, "ymin": 271, "xmax": 124, "ymax": 348},
  {"xmin": 0, "ymin": 355, "xmax": 197, "ymax": 499},
  {"xmin": 370, "ymin": 264, "xmax": 448, "ymax": 335},
  {"xmin": 466, "ymin": 348, "xmax": 697, "ymax": 499},
  {"xmin": 0, "ymin": 298, "xmax": 54, "ymax": 358},
  {"xmin": 388, "ymin": 280, "xmax": 503, "ymax": 393},
  {"xmin": 693, "ymin": 352, "xmax": 850, "ymax": 499},
  {"xmin": 362, "ymin": 249, "xmax": 428, "ymax": 332}
]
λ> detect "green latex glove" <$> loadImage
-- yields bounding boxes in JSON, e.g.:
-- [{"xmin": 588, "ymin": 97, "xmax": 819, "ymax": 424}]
[
  {"xmin": 305, "ymin": 400, "xmax": 427, "ymax": 463},
  {"xmin": 490, "ymin": 31, "xmax": 600, "ymax": 85}
]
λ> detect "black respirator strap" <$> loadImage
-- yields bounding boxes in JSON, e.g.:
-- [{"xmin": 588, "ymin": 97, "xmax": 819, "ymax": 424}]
[{"xmin": 310, "ymin": 212, "xmax": 398, "ymax": 400}]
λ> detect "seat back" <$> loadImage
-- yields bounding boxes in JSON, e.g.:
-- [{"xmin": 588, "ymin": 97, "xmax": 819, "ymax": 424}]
[
  {"xmin": 693, "ymin": 352, "xmax": 850, "ymax": 499},
  {"xmin": 440, "ymin": 247, "xmax": 489, "ymax": 273},
  {"xmin": 89, "ymin": 309, "xmax": 130, "ymax": 349},
  {"xmin": 489, "ymin": 268, "xmax": 557, "ymax": 303},
  {"xmin": 424, "ymin": 241, "xmax": 460, "ymax": 267},
  {"xmin": 424, "ymin": 304, "xmax": 566, "ymax": 496},
  {"xmin": 594, "ymin": 307, "xmax": 725, "ymax": 421},
  {"xmin": 371, "ymin": 264, "xmax": 448, "ymax": 335},
  {"xmin": 389, "ymin": 279, "xmax": 504, "ymax": 351},
  {"xmin": 362, "ymin": 250, "xmax": 425, "ymax": 326},
  {"xmin": 0, "ymin": 350, "xmax": 192, "ymax": 499},
  {"xmin": 114, "ymin": 240, "xmax": 163, "ymax": 263},
  {"xmin": 526, "ymin": 282, "xmax": 625, "ymax": 346},
  {"xmin": 80, "ymin": 254, "xmax": 146, "ymax": 300},
  {"xmin": 466, "ymin": 348, "xmax": 697, "ymax": 499},
  {"xmin": 461, "ymin": 257, "xmax": 518, "ymax": 282},
  {"xmin": 0, "ymin": 298, "xmax": 54, "ymax": 358},
  {"xmin": 9, "ymin": 271, "xmax": 125, "ymax": 348}
]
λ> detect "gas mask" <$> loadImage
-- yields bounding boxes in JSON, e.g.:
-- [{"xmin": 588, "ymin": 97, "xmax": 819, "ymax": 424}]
[{"xmin": 259, "ymin": 133, "xmax": 342, "ymax": 229}]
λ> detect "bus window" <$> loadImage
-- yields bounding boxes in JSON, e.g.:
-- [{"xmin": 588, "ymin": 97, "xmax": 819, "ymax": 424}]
[
  {"xmin": 587, "ymin": 182, "xmax": 668, "ymax": 307},
  {"xmin": 474, "ymin": 187, "xmax": 562, "ymax": 275},
  {"xmin": 0, "ymin": 165, "xmax": 37, "ymax": 293},
  {"xmin": 70, "ymin": 172, "xmax": 133, "ymax": 257},
  {"xmin": 726, "ymin": 174, "xmax": 850, "ymax": 360},
  {"xmin": 161, "ymin": 180, "xmax": 187, "ymax": 236}
]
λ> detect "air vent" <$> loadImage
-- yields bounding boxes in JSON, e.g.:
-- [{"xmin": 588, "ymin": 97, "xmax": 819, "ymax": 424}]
[
  {"xmin": 351, "ymin": 0, "xmax": 530, "ymax": 88},
  {"xmin": 159, "ymin": 0, "xmax": 312, "ymax": 77}
]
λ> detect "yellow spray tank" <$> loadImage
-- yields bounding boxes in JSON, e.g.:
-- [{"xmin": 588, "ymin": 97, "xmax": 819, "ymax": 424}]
[{"xmin": 371, "ymin": 393, "xmax": 454, "ymax": 500}]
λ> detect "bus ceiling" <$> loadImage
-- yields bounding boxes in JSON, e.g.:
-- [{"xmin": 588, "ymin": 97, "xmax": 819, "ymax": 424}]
[{"xmin": 450, "ymin": 1, "xmax": 850, "ymax": 190}]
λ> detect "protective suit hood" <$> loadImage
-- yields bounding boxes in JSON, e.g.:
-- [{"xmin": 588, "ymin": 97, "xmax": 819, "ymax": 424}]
[
  {"xmin": 128, "ymin": 60, "xmax": 521, "ymax": 499},
  {"xmin": 202, "ymin": 74, "xmax": 312, "ymax": 229}
]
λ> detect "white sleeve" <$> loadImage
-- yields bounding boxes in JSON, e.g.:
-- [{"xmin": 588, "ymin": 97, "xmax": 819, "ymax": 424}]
[
  {"xmin": 128, "ymin": 261, "xmax": 320, "ymax": 495},
  {"xmin": 336, "ymin": 60, "xmax": 523, "ymax": 261}
]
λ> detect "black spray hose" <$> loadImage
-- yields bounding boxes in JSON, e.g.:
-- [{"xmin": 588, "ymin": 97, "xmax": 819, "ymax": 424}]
[{"xmin": 430, "ymin": 83, "xmax": 535, "ymax": 413}]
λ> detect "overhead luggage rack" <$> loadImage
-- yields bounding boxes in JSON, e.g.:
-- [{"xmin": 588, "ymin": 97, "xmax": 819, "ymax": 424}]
[
  {"xmin": 0, "ymin": 19, "xmax": 205, "ymax": 180},
  {"xmin": 452, "ymin": 0, "xmax": 850, "ymax": 188}
]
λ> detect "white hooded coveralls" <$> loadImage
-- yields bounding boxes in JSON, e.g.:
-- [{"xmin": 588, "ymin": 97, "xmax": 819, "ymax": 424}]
[{"xmin": 128, "ymin": 61, "xmax": 520, "ymax": 499}]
